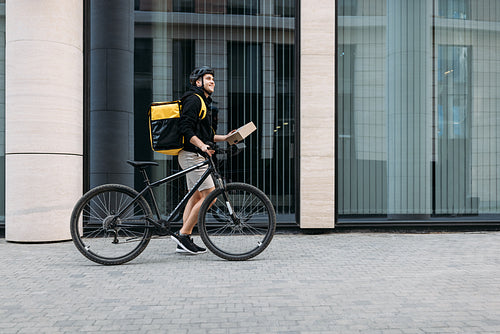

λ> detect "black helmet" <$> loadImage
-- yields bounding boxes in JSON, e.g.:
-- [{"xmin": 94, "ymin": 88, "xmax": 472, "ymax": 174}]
[{"xmin": 189, "ymin": 66, "xmax": 214, "ymax": 85}]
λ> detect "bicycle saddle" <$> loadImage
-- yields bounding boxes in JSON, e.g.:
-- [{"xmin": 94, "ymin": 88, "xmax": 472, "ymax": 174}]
[{"xmin": 126, "ymin": 160, "xmax": 159, "ymax": 168}]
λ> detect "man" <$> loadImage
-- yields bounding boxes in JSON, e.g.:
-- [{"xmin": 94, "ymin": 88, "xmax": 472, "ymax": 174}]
[{"xmin": 171, "ymin": 66, "xmax": 232, "ymax": 254}]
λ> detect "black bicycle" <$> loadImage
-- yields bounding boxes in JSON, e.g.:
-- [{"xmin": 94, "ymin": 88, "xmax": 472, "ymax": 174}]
[{"xmin": 70, "ymin": 147, "xmax": 276, "ymax": 265}]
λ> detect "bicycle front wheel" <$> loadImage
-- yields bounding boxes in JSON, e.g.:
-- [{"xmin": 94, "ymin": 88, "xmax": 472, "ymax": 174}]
[
  {"xmin": 70, "ymin": 184, "xmax": 153, "ymax": 265},
  {"xmin": 198, "ymin": 182, "xmax": 276, "ymax": 261}
]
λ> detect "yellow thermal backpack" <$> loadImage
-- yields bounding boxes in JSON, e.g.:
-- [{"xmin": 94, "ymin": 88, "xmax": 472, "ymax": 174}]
[{"xmin": 148, "ymin": 94, "xmax": 207, "ymax": 155}]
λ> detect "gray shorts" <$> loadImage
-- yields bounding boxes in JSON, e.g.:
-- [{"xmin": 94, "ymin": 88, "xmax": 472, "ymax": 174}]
[{"xmin": 178, "ymin": 150, "xmax": 215, "ymax": 191}]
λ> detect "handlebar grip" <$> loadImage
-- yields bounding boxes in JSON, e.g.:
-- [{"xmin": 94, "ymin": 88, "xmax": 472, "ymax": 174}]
[
  {"xmin": 195, "ymin": 143, "xmax": 215, "ymax": 157},
  {"xmin": 194, "ymin": 147, "xmax": 208, "ymax": 158}
]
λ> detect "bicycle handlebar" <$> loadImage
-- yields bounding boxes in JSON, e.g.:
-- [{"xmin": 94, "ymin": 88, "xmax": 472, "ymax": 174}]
[{"xmin": 196, "ymin": 142, "xmax": 246, "ymax": 158}]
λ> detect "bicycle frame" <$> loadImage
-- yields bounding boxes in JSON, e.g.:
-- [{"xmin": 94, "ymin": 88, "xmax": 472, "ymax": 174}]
[
  {"xmin": 114, "ymin": 155, "xmax": 224, "ymax": 231},
  {"xmin": 71, "ymin": 144, "xmax": 276, "ymax": 263}
]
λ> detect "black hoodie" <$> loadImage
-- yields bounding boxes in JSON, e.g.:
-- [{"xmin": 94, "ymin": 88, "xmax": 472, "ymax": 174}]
[{"xmin": 179, "ymin": 86, "xmax": 214, "ymax": 153}]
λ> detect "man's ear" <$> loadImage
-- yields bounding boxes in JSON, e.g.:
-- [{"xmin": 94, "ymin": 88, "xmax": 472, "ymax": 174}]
[{"xmin": 196, "ymin": 78, "xmax": 202, "ymax": 87}]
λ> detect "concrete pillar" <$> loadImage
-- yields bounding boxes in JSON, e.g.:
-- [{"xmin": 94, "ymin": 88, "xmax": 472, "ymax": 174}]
[
  {"xmin": 386, "ymin": 0, "xmax": 432, "ymax": 218},
  {"xmin": 90, "ymin": 0, "xmax": 134, "ymax": 188},
  {"xmin": 5, "ymin": 0, "xmax": 83, "ymax": 241},
  {"xmin": 300, "ymin": 0, "xmax": 335, "ymax": 228}
]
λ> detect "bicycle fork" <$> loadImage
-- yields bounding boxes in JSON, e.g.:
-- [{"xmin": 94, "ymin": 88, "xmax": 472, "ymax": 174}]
[{"xmin": 212, "ymin": 171, "xmax": 240, "ymax": 225}]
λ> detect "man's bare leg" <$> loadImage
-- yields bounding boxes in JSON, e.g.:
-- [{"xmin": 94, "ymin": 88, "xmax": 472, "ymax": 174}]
[
  {"xmin": 181, "ymin": 191, "xmax": 200, "ymax": 231},
  {"xmin": 180, "ymin": 187, "xmax": 215, "ymax": 235}
]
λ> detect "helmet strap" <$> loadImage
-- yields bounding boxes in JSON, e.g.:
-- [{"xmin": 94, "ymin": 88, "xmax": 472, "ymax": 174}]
[{"xmin": 200, "ymin": 77, "xmax": 212, "ymax": 96}]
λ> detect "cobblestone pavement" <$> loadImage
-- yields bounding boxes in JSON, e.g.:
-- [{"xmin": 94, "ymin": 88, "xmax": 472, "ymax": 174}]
[{"xmin": 1, "ymin": 230, "xmax": 500, "ymax": 333}]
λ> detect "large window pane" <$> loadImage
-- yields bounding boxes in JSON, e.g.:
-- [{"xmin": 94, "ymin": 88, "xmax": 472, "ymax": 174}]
[
  {"xmin": 227, "ymin": 0, "xmax": 259, "ymax": 15},
  {"xmin": 227, "ymin": 41, "xmax": 263, "ymax": 188},
  {"xmin": 436, "ymin": 46, "xmax": 473, "ymax": 215},
  {"xmin": 438, "ymin": 0, "xmax": 470, "ymax": 19},
  {"xmin": 337, "ymin": 0, "xmax": 500, "ymax": 222},
  {"xmin": 128, "ymin": 0, "xmax": 296, "ymax": 223},
  {"xmin": 274, "ymin": 44, "xmax": 295, "ymax": 217},
  {"xmin": 173, "ymin": 0, "xmax": 195, "ymax": 13},
  {"xmin": 275, "ymin": 0, "xmax": 295, "ymax": 17},
  {"xmin": 172, "ymin": 40, "xmax": 195, "ymax": 99}
]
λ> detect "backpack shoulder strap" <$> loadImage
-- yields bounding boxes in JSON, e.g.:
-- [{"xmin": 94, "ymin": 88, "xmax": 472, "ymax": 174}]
[{"xmin": 194, "ymin": 94, "xmax": 207, "ymax": 120}]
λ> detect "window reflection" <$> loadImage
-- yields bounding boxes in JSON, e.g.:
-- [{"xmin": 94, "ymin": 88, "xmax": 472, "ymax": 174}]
[
  {"xmin": 438, "ymin": 0, "xmax": 470, "ymax": 19},
  {"xmin": 227, "ymin": 0, "xmax": 259, "ymax": 15},
  {"xmin": 437, "ymin": 46, "xmax": 470, "ymax": 140},
  {"xmin": 337, "ymin": 0, "xmax": 500, "ymax": 221},
  {"xmin": 275, "ymin": 0, "xmax": 295, "ymax": 17},
  {"xmin": 173, "ymin": 0, "xmax": 195, "ymax": 13},
  {"xmin": 130, "ymin": 0, "xmax": 296, "ymax": 222}
]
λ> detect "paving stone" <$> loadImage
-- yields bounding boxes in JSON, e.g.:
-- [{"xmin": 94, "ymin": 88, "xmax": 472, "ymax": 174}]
[{"xmin": 1, "ymin": 231, "xmax": 500, "ymax": 333}]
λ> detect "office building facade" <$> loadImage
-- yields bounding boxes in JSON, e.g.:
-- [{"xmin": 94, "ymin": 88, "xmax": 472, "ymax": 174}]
[{"xmin": 2, "ymin": 0, "xmax": 500, "ymax": 241}]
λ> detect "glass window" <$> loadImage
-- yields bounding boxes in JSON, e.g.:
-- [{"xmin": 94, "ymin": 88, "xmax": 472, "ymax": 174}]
[
  {"xmin": 133, "ymin": 38, "xmax": 153, "ymax": 188},
  {"xmin": 436, "ymin": 45, "xmax": 473, "ymax": 215},
  {"xmin": 173, "ymin": 0, "xmax": 195, "ymax": 13},
  {"xmin": 337, "ymin": 0, "xmax": 500, "ymax": 222},
  {"xmin": 227, "ymin": 41, "xmax": 263, "ymax": 185},
  {"xmin": 437, "ymin": 46, "xmax": 470, "ymax": 140},
  {"xmin": 337, "ymin": 0, "xmax": 386, "ymax": 16},
  {"xmin": 227, "ymin": 0, "xmax": 259, "ymax": 15},
  {"xmin": 98, "ymin": 0, "xmax": 296, "ymax": 223},
  {"xmin": 338, "ymin": 0, "xmax": 358, "ymax": 16},
  {"xmin": 172, "ymin": 40, "xmax": 195, "ymax": 99},
  {"xmin": 134, "ymin": 38, "xmax": 153, "ymax": 75},
  {"xmin": 275, "ymin": 0, "xmax": 295, "ymax": 17},
  {"xmin": 438, "ymin": 0, "xmax": 470, "ymax": 19},
  {"xmin": 274, "ymin": 44, "xmax": 295, "ymax": 217}
]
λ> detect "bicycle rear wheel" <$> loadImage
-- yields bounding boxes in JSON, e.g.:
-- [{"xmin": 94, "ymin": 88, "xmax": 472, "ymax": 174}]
[
  {"xmin": 198, "ymin": 182, "xmax": 276, "ymax": 261},
  {"xmin": 70, "ymin": 184, "xmax": 153, "ymax": 265}
]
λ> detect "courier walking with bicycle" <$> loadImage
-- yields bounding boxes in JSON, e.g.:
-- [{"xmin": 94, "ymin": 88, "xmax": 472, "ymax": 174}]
[
  {"xmin": 172, "ymin": 66, "xmax": 232, "ymax": 254},
  {"xmin": 70, "ymin": 66, "xmax": 276, "ymax": 265}
]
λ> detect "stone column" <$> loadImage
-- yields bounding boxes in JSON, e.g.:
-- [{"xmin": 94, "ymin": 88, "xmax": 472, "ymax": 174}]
[
  {"xmin": 5, "ymin": 0, "xmax": 83, "ymax": 241},
  {"xmin": 300, "ymin": 0, "xmax": 335, "ymax": 228},
  {"xmin": 90, "ymin": 0, "xmax": 134, "ymax": 187},
  {"xmin": 386, "ymin": 0, "xmax": 432, "ymax": 219}
]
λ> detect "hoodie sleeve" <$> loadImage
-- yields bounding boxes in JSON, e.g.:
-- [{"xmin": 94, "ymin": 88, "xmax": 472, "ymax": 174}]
[{"xmin": 179, "ymin": 94, "xmax": 202, "ymax": 144}]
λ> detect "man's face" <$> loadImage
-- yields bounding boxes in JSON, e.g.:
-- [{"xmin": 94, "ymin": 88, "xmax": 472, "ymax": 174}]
[{"xmin": 197, "ymin": 74, "xmax": 215, "ymax": 94}]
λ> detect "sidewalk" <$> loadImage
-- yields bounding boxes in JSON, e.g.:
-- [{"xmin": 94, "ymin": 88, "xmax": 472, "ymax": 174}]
[{"xmin": 1, "ymin": 231, "xmax": 499, "ymax": 333}]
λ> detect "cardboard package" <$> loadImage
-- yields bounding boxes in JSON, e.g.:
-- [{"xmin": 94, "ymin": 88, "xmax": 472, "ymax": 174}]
[{"xmin": 226, "ymin": 121, "xmax": 257, "ymax": 145}]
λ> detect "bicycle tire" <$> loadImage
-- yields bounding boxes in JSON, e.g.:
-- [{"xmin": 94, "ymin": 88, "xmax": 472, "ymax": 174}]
[
  {"xmin": 198, "ymin": 182, "xmax": 276, "ymax": 261},
  {"xmin": 70, "ymin": 184, "xmax": 153, "ymax": 265}
]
